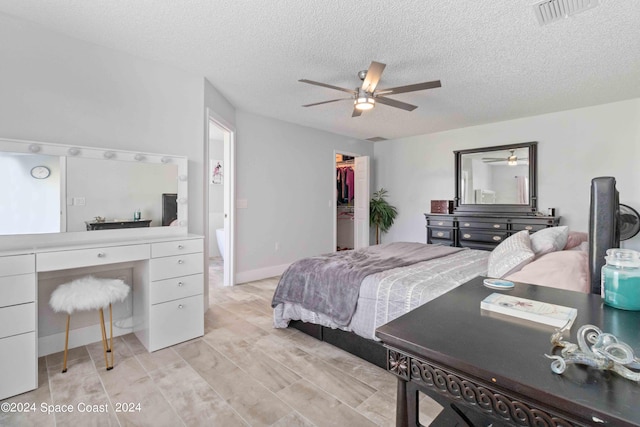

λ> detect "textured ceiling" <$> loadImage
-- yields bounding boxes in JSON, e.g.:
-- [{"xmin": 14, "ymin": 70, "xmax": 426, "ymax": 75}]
[{"xmin": 0, "ymin": 1, "xmax": 639, "ymax": 141}]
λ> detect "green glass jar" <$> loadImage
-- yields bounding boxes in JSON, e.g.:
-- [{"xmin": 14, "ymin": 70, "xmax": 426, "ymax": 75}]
[{"xmin": 601, "ymin": 249, "xmax": 640, "ymax": 310}]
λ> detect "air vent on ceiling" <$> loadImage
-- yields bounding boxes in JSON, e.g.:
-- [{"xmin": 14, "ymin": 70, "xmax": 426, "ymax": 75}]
[
  {"xmin": 533, "ymin": 0, "xmax": 599, "ymax": 26},
  {"xmin": 366, "ymin": 137, "xmax": 387, "ymax": 142}
]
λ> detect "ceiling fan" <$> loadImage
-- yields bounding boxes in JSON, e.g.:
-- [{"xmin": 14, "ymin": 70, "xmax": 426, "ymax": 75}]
[
  {"xmin": 482, "ymin": 150, "xmax": 528, "ymax": 166},
  {"xmin": 299, "ymin": 61, "xmax": 441, "ymax": 117}
]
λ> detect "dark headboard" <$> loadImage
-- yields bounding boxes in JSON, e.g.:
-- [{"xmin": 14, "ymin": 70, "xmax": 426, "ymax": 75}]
[{"xmin": 588, "ymin": 177, "xmax": 620, "ymax": 295}]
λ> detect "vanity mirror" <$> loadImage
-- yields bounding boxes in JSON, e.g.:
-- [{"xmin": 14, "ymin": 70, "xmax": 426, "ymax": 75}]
[
  {"xmin": 0, "ymin": 138, "xmax": 187, "ymax": 236},
  {"xmin": 454, "ymin": 141, "xmax": 537, "ymax": 214}
]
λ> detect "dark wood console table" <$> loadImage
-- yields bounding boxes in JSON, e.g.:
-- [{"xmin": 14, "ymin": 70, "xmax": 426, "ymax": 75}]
[
  {"xmin": 85, "ymin": 219, "xmax": 152, "ymax": 230},
  {"xmin": 376, "ymin": 276, "xmax": 640, "ymax": 427}
]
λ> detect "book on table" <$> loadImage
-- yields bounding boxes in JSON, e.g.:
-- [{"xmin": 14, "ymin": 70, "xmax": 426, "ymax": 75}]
[{"xmin": 480, "ymin": 293, "xmax": 577, "ymax": 328}]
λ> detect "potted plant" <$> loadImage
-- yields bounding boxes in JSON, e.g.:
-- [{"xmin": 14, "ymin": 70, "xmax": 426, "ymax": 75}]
[{"xmin": 370, "ymin": 188, "xmax": 398, "ymax": 244}]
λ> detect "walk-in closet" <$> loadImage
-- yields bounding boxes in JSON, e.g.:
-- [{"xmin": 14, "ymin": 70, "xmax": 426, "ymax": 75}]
[{"xmin": 336, "ymin": 153, "xmax": 355, "ymax": 251}]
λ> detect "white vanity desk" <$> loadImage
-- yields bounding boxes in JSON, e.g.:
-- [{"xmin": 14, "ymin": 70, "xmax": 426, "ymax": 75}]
[{"xmin": 0, "ymin": 232, "xmax": 204, "ymax": 400}]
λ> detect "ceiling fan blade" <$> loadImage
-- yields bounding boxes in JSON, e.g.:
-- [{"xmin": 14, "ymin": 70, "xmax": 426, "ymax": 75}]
[
  {"xmin": 299, "ymin": 79, "xmax": 357, "ymax": 95},
  {"xmin": 302, "ymin": 98, "xmax": 351, "ymax": 107},
  {"xmin": 361, "ymin": 61, "xmax": 386, "ymax": 93},
  {"xmin": 352, "ymin": 107, "xmax": 362, "ymax": 118},
  {"xmin": 482, "ymin": 158, "xmax": 506, "ymax": 161},
  {"xmin": 482, "ymin": 159, "xmax": 506, "ymax": 163},
  {"xmin": 376, "ymin": 80, "xmax": 442, "ymax": 96},
  {"xmin": 374, "ymin": 96, "xmax": 417, "ymax": 111}
]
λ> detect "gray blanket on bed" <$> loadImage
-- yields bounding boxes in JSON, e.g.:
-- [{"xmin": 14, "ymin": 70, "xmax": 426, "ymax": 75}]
[{"xmin": 271, "ymin": 242, "xmax": 463, "ymax": 326}]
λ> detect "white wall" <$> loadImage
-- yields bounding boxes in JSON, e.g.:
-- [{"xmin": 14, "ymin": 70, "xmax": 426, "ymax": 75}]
[
  {"xmin": 374, "ymin": 98, "xmax": 640, "ymax": 251},
  {"xmin": 234, "ymin": 111, "xmax": 373, "ymax": 282},
  {"xmin": 0, "ymin": 12, "xmax": 205, "ymax": 235}
]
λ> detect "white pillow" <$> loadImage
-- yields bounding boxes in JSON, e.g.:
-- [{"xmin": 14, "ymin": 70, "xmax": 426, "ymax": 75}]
[
  {"xmin": 488, "ymin": 230, "xmax": 535, "ymax": 278},
  {"xmin": 530, "ymin": 226, "xmax": 569, "ymax": 256}
]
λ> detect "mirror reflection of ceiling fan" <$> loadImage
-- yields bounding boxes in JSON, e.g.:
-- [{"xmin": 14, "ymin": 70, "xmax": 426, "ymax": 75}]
[
  {"xmin": 299, "ymin": 61, "xmax": 441, "ymax": 117},
  {"xmin": 482, "ymin": 150, "xmax": 528, "ymax": 166}
]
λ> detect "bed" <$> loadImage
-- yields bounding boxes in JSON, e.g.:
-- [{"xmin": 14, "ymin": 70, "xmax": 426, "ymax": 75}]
[{"xmin": 271, "ymin": 177, "xmax": 621, "ymax": 368}]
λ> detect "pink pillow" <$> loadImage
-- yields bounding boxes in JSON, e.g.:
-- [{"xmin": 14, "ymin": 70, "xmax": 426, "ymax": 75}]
[
  {"xmin": 504, "ymin": 250, "xmax": 589, "ymax": 293},
  {"xmin": 564, "ymin": 231, "xmax": 588, "ymax": 250}
]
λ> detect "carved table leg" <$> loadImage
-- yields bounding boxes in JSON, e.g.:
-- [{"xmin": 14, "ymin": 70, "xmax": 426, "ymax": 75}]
[{"xmin": 396, "ymin": 377, "xmax": 409, "ymax": 427}]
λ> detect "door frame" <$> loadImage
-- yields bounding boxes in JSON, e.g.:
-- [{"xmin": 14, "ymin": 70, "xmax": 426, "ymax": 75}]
[
  {"xmin": 206, "ymin": 108, "xmax": 236, "ymax": 288},
  {"xmin": 332, "ymin": 150, "xmax": 369, "ymax": 252}
]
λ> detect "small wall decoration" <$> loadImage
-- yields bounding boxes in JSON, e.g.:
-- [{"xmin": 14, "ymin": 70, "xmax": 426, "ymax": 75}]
[{"xmin": 211, "ymin": 160, "xmax": 223, "ymax": 185}]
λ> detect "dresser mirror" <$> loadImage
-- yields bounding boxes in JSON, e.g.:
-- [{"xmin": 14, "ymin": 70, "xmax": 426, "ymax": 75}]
[
  {"xmin": 454, "ymin": 141, "xmax": 537, "ymax": 214},
  {"xmin": 0, "ymin": 138, "xmax": 187, "ymax": 236}
]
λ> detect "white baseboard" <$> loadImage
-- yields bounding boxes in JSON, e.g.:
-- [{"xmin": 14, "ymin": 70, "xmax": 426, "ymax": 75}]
[
  {"xmin": 235, "ymin": 263, "xmax": 290, "ymax": 284},
  {"xmin": 38, "ymin": 317, "xmax": 134, "ymax": 357}
]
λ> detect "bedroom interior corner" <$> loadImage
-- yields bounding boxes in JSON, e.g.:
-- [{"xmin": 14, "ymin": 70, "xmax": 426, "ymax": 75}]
[{"xmin": 0, "ymin": 261, "xmax": 441, "ymax": 426}]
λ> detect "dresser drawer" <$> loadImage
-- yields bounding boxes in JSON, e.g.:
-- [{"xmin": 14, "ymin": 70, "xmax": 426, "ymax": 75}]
[
  {"xmin": 151, "ymin": 239, "xmax": 203, "ymax": 258},
  {"xmin": 150, "ymin": 273, "xmax": 203, "ymax": 305},
  {"xmin": 459, "ymin": 231, "xmax": 508, "ymax": 244},
  {"xmin": 0, "ymin": 332, "xmax": 37, "ymax": 400},
  {"xmin": 149, "ymin": 253, "xmax": 204, "ymax": 281},
  {"xmin": 458, "ymin": 219, "xmax": 507, "ymax": 230},
  {"xmin": 427, "ymin": 218, "xmax": 454, "ymax": 228},
  {"xmin": 37, "ymin": 244, "xmax": 150, "ymax": 272},
  {"xmin": 512, "ymin": 223, "xmax": 548, "ymax": 232},
  {"xmin": 0, "ymin": 303, "xmax": 35, "ymax": 338},
  {"xmin": 428, "ymin": 228, "xmax": 454, "ymax": 240},
  {"xmin": 0, "ymin": 274, "xmax": 36, "ymax": 308},
  {"xmin": 0, "ymin": 254, "xmax": 35, "ymax": 276},
  {"xmin": 149, "ymin": 294, "xmax": 204, "ymax": 351}
]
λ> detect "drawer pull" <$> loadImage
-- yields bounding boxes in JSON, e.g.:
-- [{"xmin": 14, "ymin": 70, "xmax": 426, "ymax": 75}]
[
  {"xmin": 437, "ymin": 221, "xmax": 444, "ymax": 226},
  {"xmin": 178, "ymin": 281, "xmax": 184, "ymax": 287},
  {"xmin": 525, "ymin": 226, "xmax": 533, "ymax": 230},
  {"xmin": 436, "ymin": 232, "xmax": 444, "ymax": 237},
  {"xmin": 463, "ymin": 233, "xmax": 471, "ymax": 239},
  {"xmin": 178, "ymin": 245, "xmax": 184, "ymax": 249},
  {"xmin": 493, "ymin": 224, "xmax": 501, "ymax": 228},
  {"xmin": 178, "ymin": 304, "xmax": 184, "ymax": 309},
  {"xmin": 463, "ymin": 223, "xmax": 470, "ymax": 227},
  {"xmin": 97, "ymin": 252, "xmax": 106, "ymax": 258},
  {"xmin": 492, "ymin": 236, "xmax": 502, "ymax": 241},
  {"xmin": 177, "ymin": 259, "xmax": 184, "ymax": 264}
]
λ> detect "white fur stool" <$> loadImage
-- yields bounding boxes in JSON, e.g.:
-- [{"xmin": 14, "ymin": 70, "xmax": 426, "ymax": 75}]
[{"xmin": 49, "ymin": 276, "xmax": 130, "ymax": 373}]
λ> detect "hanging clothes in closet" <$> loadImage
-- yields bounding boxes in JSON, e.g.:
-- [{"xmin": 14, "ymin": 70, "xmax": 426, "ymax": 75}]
[{"xmin": 336, "ymin": 166, "xmax": 354, "ymax": 204}]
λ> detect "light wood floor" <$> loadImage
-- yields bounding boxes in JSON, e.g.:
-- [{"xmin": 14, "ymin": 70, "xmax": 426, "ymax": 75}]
[{"xmin": 1, "ymin": 259, "xmax": 441, "ymax": 426}]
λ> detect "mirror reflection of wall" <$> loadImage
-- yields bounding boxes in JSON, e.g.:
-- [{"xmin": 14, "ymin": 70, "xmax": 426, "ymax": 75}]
[
  {"xmin": 1, "ymin": 152, "xmax": 62, "ymax": 235},
  {"xmin": 66, "ymin": 157, "xmax": 178, "ymax": 232}
]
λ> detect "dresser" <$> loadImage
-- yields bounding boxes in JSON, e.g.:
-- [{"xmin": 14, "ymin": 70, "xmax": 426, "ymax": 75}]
[
  {"xmin": 425, "ymin": 213, "xmax": 559, "ymax": 250},
  {"xmin": 0, "ymin": 234, "xmax": 204, "ymax": 400}
]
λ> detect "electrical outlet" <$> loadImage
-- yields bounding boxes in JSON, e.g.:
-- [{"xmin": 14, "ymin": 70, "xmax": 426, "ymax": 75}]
[
  {"xmin": 73, "ymin": 197, "xmax": 86, "ymax": 206},
  {"xmin": 275, "ymin": 241, "xmax": 279, "ymax": 251}
]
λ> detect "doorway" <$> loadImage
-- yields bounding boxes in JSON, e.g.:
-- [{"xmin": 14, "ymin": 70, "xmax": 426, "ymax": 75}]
[
  {"xmin": 334, "ymin": 151, "xmax": 370, "ymax": 251},
  {"xmin": 206, "ymin": 111, "xmax": 235, "ymax": 288}
]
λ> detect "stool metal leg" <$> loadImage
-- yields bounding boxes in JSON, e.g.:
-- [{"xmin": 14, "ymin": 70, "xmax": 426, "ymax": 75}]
[
  {"xmin": 98, "ymin": 308, "xmax": 113, "ymax": 371},
  {"xmin": 62, "ymin": 314, "xmax": 70, "ymax": 373},
  {"xmin": 108, "ymin": 303, "xmax": 114, "ymax": 369}
]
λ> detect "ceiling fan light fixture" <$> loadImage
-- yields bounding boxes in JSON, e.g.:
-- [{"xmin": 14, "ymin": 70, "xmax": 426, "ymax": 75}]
[
  {"xmin": 507, "ymin": 155, "xmax": 518, "ymax": 166},
  {"xmin": 355, "ymin": 96, "xmax": 375, "ymax": 111}
]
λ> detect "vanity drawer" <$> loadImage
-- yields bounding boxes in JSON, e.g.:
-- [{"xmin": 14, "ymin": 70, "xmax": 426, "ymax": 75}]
[
  {"xmin": 37, "ymin": 244, "xmax": 150, "ymax": 272},
  {"xmin": 0, "ymin": 303, "xmax": 35, "ymax": 338},
  {"xmin": 0, "ymin": 274, "xmax": 36, "ymax": 308},
  {"xmin": 149, "ymin": 253, "xmax": 204, "ymax": 281},
  {"xmin": 151, "ymin": 239, "xmax": 203, "ymax": 258},
  {"xmin": 459, "ymin": 231, "xmax": 508, "ymax": 244},
  {"xmin": 0, "ymin": 254, "xmax": 35, "ymax": 277},
  {"xmin": 150, "ymin": 273, "xmax": 203, "ymax": 305},
  {"xmin": 0, "ymin": 332, "xmax": 37, "ymax": 400},
  {"xmin": 149, "ymin": 294, "xmax": 204, "ymax": 351},
  {"xmin": 458, "ymin": 219, "xmax": 507, "ymax": 230}
]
